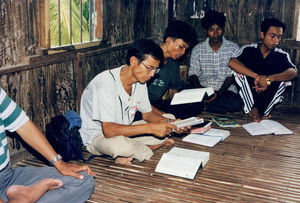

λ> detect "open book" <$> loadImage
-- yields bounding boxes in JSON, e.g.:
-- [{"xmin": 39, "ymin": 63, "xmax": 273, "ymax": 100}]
[
  {"xmin": 171, "ymin": 117, "xmax": 204, "ymax": 128},
  {"xmin": 242, "ymin": 120, "xmax": 293, "ymax": 136},
  {"xmin": 155, "ymin": 147, "xmax": 209, "ymax": 179},
  {"xmin": 171, "ymin": 87, "xmax": 214, "ymax": 105},
  {"xmin": 183, "ymin": 128, "xmax": 230, "ymax": 147}
]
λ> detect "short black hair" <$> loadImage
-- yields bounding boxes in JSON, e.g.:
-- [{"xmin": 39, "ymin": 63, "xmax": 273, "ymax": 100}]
[
  {"xmin": 126, "ymin": 39, "xmax": 163, "ymax": 65},
  {"xmin": 201, "ymin": 10, "xmax": 226, "ymax": 30},
  {"xmin": 163, "ymin": 20, "xmax": 197, "ymax": 47},
  {"xmin": 261, "ymin": 18, "xmax": 286, "ymax": 34}
]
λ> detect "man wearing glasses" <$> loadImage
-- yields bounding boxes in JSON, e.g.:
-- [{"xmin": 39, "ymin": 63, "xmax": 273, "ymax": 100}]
[
  {"xmin": 146, "ymin": 20, "xmax": 198, "ymax": 119},
  {"xmin": 79, "ymin": 39, "xmax": 189, "ymax": 166}
]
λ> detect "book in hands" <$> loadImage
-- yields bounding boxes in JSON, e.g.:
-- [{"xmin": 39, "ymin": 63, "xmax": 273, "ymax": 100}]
[
  {"xmin": 170, "ymin": 87, "xmax": 214, "ymax": 105},
  {"xmin": 183, "ymin": 128, "xmax": 230, "ymax": 147},
  {"xmin": 171, "ymin": 117, "xmax": 204, "ymax": 128},
  {"xmin": 242, "ymin": 120, "xmax": 293, "ymax": 136},
  {"xmin": 212, "ymin": 117, "xmax": 239, "ymax": 127},
  {"xmin": 155, "ymin": 147, "xmax": 209, "ymax": 179},
  {"xmin": 190, "ymin": 121, "xmax": 212, "ymax": 134}
]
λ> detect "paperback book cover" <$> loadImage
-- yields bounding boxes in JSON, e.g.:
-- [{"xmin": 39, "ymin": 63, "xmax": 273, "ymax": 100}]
[{"xmin": 212, "ymin": 117, "xmax": 239, "ymax": 127}]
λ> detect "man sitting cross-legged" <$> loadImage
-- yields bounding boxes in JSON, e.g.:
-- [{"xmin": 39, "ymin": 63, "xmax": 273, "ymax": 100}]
[
  {"xmin": 79, "ymin": 39, "xmax": 190, "ymax": 166},
  {"xmin": 229, "ymin": 18, "xmax": 297, "ymax": 122}
]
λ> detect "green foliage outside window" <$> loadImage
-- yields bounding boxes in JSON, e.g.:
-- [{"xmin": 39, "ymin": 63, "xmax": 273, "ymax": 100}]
[{"xmin": 50, "ymin": 0, "xmax": 90, "ymax": 47}]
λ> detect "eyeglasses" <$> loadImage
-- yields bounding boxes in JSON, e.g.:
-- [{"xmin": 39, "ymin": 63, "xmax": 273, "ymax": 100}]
[{"xmin": 141, "ymin": 61, "xmax": 160, "ymax": 74}]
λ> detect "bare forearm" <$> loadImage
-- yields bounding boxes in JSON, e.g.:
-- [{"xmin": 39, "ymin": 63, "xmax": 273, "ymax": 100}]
[
  {"xmin": 189, "ymin": 75, "xmax": 202, "ymax": 88},
  {"xmin": 151, "ymin": 105, "xmax": 164, "ymax": 115},
  {"xmin": 268, "ymin": 68, "xmax": 298, "ymax": 82},
  {"xmin": 217, "ymin": 76, "xmax": 233, "ymax": 96},
  {"xmin": 229, "ymin": 58, "xmax": 258, "ymax": 78},
  {"xmin": 168, "ymin": 89, "xmax": 178, "ymax": 99},
  {"xmin": 16, "ymin": 120, "xmax": 57, "ymax": 162},
  {"xmin": 143, "ymin": 111, "xmax": 168, "ymax": 123},
  {"xmin": 102, "ymin": 122, "xmax": 151, "ymax": 138}
]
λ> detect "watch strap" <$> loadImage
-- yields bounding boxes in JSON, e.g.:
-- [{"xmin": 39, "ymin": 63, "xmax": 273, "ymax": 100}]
[{"xmin": 50, "ymin": 154, "xmax": 62, "ymax": 165}]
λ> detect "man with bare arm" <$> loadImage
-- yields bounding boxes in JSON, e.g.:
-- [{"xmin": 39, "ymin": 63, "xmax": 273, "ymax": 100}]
[
  {"xmin": 79, "ymin": 39, "xmax": 189, "ymax": 166},
  {"xmin": 0, "ymin": 86, "xmax": 95, "ymax": 202},
  {"xmin": 229, "ymin": 18, "xmax": 297, "ymax": 122}
]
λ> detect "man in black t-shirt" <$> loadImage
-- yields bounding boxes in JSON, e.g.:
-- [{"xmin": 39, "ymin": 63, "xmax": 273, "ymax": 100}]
[{"xmin": 229, "ymin": 18, "xmax": 297, "ymax": 122}]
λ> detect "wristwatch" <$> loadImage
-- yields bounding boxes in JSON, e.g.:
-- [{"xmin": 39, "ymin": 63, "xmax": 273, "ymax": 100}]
[
  {"xmin": 266, "ymin": 78, "xmax": 271, "ymax": 86},
  {"xmin": 50, "ymin": 154, "xmax": 62, "ymax": 165}
]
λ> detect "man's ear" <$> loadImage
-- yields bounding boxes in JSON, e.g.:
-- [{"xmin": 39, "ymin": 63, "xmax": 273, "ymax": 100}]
[
  {"xmin": 260, "ymin": 32, "xmax": 265, "ymax": 40},
  {"xmin": 129, "ymin": 56, "xmax": 139, "ymax": 66},
  {"xmin": 165, "ymin": 37, "xmax": 173, "ymax": 44}
]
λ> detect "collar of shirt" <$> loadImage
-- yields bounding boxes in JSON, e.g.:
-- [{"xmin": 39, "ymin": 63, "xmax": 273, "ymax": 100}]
[{"xmin": 205, "ymin": 37, "xmax": 227, "ymax": 54}]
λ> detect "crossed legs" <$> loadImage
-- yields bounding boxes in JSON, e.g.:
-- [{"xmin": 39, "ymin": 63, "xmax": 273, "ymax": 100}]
[{"xmin": 1, "ymin": 179, "xmax": 63, "ymax": 203}]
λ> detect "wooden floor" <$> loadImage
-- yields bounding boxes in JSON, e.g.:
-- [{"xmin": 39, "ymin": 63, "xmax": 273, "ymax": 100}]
[{"xmin": 17, "ymin": 108, "xmax": 300, "ymax": 203}]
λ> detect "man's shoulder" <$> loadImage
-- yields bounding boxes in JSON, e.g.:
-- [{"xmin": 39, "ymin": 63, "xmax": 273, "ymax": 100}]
[
  {"xmin": 193, "ymin": 40, "xmax": 206, "ymax": 49},
  {"xmin": 88, "ymin": 67, "xmax": 121, "ymax": 87},
  {"xmin": 165, "ymin": 58, "xmax": 180, "ymax": 67},
  {"xmin": 273, "ymin": 47, "xmax": 289, "ymax": 56},
  {"xmin": 240, "ymin": 43, "xmax": 258, "ymax": 49},
  {"xmin": 224, "ymin": 39, "xmax": 239, "ymax": 48}
]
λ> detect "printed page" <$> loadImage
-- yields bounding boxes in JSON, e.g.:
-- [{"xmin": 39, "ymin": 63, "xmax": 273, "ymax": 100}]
[
  {"xmin": 242, "ymin": 122, "xmax": 273, "ymax": 136},
  {"xmin": 260, "ymin": 120, "xmax": 293, "ymax": 135},
  {"xmin": 171, "ymin": 87, "xmax": 214, "ymax": 105},
  {"xmin": 155, "ymin": 147, "xmax": 210, "ymax": 179},
  {"xmin": 169, "ymin": 147, "xmax": 210, "ymax": 167},
  {"xmin": 204, "ymin": 128, "xmax": 230, "ymax": 141},
  {"xmin": 183, "ymin": 134, "xmax": 222, "ymax": 147}
]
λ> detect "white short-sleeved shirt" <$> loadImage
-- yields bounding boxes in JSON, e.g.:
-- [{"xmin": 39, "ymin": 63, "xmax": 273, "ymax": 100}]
[{"xmin": 79, "ymin": 66, "xmax": 152, "ymax": 145}]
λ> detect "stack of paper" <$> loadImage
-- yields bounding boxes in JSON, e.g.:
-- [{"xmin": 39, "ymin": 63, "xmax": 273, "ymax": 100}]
[{"xmin": 155, "ymin": 147, "xmax": 209, "ymax": 179}]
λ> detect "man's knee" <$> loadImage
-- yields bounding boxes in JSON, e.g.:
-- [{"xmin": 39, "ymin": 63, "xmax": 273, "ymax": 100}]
[
  {"xmin": 107, "ymin": 136, "xmax": 134, "ymax": 158},
  {"xmin": 80, "ymin": 172, "xmax": 95, "ymax": 192},
  {"xmin": 68, "ymin": 172, "xmax": 95, "ymax": 201}
]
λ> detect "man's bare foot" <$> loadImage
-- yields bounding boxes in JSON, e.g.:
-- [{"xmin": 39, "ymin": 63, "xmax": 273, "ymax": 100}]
[
  {"xmin": 262, "ymin": 114, "xmax": 272, "ymax": 120},
  {"xmin": 115, "ymin": 157, "xmax": 133, "ymax": 166},
  {"xmin": 148, "ymin": 138, "xmax": 174, "ymax": 151},
  {"xmin": 6, "ymin": 178, "xmax": 63, "ymax": 203},
  {"xmin": 249, "ymin": 108, "xmax": 261, "ymax": 122}
]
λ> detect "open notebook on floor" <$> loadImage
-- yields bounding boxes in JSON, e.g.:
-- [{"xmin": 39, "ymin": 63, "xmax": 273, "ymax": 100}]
[
  {"xmin": 242, "ymin": 120, "xmax": 293, "ymax": 136},
  {"xmin": 183, "ymin": 128, "xmax": 230, "ymax": 147},
  {"xmin": 155, "ymin": 147, "xmax": 209, "ymax": 179}
]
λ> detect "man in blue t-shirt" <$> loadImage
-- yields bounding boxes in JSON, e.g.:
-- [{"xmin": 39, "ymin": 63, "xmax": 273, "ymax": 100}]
[
  {"xmin": 146, "ymin": 20, "xmax": 199, "ymax": 119},
  {"xmin": 229, "ymin": 18, "xmax": 297, "ymax": 122}
]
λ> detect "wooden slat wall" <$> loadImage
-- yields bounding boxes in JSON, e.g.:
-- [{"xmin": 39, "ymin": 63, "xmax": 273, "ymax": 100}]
[
  {"xmin": 174, "ymin": 0, "xmax": 297, "ymax": 43},
  {"xmin": 1, "ymin": 43, "xmax": 132, "ymax": 164}
]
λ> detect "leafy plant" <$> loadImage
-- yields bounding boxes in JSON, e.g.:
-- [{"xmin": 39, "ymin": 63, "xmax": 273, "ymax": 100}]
[{"xmin": 50, "ymin": 0, "xmax": 90, "ymax": 47}]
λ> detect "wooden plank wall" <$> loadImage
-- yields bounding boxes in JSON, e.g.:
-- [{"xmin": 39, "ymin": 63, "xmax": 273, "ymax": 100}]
[
  {"xmin": 0, "ymin": 0, "xmax": 40, "ymax": 67},
  {"xmin": 174, "ymin": 0, "xmax": 297, "ymax": 43}
]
